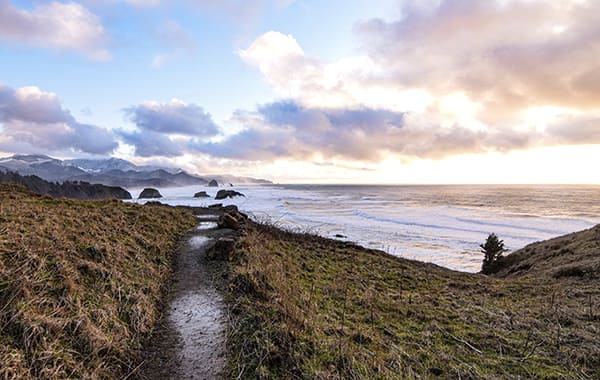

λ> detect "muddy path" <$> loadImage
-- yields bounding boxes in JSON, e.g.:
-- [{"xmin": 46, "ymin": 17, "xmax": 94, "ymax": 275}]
[{"xmin": 138, "ymin": 212, "xmax": 232, "ymax": 380}]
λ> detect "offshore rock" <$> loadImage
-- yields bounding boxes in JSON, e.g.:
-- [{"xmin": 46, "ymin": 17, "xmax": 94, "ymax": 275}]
[
  {"xmin": 194, "ymin": 191, "xmax": 210, "ymax": 198},
  {"xmin": 215, "ymin": 189, "xmax": 245, "ymax": 200},
  {"xmin": 139, "ymin": 188, "xmax": 162, "ymax": 199}
]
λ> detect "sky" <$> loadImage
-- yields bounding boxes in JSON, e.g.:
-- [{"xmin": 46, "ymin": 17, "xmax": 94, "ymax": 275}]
[{"xmin": 0, "ymin": 0, "xmax": 599, "ymax": 184}]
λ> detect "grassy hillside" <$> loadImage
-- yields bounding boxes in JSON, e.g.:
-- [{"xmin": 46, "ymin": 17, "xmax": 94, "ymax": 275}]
[
  {"xmin": 0, "ymin": 184, "xmax": 195, "ymax": 379},
  {"xmin": 227, "ymin": 222, "xmax": 600, "ymax": 379},
  {"xmin": 0, "ymin": 170, "xmax": 132, "ymax": 199},
  {"xmin": 493, "ymin": 224, "xmax": 600, "ymax": 281}
]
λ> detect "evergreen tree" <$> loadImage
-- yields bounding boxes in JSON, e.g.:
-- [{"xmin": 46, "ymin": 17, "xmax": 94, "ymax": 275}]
[{"xmin": 480, "ymin": 233, "xmax": 507, "ymax": 274}]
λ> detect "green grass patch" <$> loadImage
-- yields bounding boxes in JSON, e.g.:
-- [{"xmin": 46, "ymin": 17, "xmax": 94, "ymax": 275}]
[{"xmin": 227, "ymin": 222, "xmax": 600, "ymax": 379}]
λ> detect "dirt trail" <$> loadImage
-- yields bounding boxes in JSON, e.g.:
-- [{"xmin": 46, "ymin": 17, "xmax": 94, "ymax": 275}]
[{"xmin": 139, "ymin": 213, "xmax": 230, "ymax": 379}]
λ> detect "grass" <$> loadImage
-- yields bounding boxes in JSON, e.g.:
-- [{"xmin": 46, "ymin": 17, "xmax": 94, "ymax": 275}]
[
  {"xmin": 226, "ymin": 221, "xmax": 600, "ymax": 379},
  {"xmin": 0, "ymin": 184, "xmax": 196, "ymax": 379}
]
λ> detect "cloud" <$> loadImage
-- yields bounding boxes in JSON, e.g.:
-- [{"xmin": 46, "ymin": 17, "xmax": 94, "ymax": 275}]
[
  {"xmin": 356, "ymin": 0, "xmax": 600, "ymax": 113},
  {"xmin": 0, "ymin": 0, "xmax": 110, "ymax": 60},
  {"xmin": 0, "ymin": 84, "xmax": 117, "ymax": 154},
  {"xmin": 121, "ymin": 99, "xmax": 221, "ymax": 157},
  {"xmin": 193, "ymin": 100, "xmax": 409, "ymax": 161},
  {"xmin": 190, "ymin": 100, "xmax": 600, "ymax": 162},
  {"xmin": 124, "ymin": 99, "xmax": 219, "ymax": 136},
  {"xmin": 239, "ymin": 31, "xmax": 432, "ymax": 112},
  {"xmin": 119, "ymin": 131, "xmax": 181, "ymax": 157},
  {"xmin": 236, "ymin": 2, "xmax": 600, "ymax": 163}
]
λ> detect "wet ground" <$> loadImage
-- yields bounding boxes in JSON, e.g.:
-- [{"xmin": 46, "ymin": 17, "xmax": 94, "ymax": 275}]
[{"xmin": 138, "ymin": 212, "xmax": 232, "ymax": 380}]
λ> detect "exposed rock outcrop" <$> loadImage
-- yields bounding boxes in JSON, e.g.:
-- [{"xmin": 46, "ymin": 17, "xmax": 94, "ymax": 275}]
[
  {"xmin": 215, "ymin": 189, "xmax": 245, "ymax": 200},
  {"xmin": 194, "ymin": 191, "xmax": 210, "ymax": 198},
  {"xmin": 139, "ymin": 188, "xmax": 162, "ymax": 199},
  {"xmin": 208, "ymin": 179, "xmax": 218, "ymax": 187}
]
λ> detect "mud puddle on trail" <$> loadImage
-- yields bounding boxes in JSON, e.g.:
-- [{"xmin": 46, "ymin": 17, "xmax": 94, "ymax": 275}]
[{"xmin": 139, "ymin": 214, "xmax": 230, "ymax": 380}]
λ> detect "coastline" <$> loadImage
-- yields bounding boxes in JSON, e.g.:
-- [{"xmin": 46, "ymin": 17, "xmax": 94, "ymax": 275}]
[
  {"xmin": 225, "ymin": 217, "xmax": 600, "ymax": 379},
  {"xmin": 1, "ymin": 185, "xmax": 598, "ymax": 379}
]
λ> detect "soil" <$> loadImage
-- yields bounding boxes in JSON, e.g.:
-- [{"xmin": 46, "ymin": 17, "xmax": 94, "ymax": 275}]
[{"xmin": 138, "ymin": 211, "xmax": 233, "ymax": 380}]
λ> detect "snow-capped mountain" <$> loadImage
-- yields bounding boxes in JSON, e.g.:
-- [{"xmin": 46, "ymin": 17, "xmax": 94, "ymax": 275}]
[
  {"xmin": 0, "ymin": 155, "xmax": 272, "ymax": 188},
  {"xmin": 0, "ymin": 155, "xmax": 205, "ymax": 187},
  {"xmin": 64, "ymin": 158, "xmax": 179, "ymax": 174}
]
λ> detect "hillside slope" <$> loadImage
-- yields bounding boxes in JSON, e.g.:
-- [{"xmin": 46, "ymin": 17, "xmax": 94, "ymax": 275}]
[
  {"xmin": 0, "ymin": 170, "xmax": 132, "ymax": 199},
  {"xmin": 492, "ymin": 224, "xmax": 600, "ymax": 281},
  {"xmin": 227, "ymin": 221, "xmax": 600, "ymax": 379},
  {"xmin": 0, "ymin": 185, "xmax": 195, "ymax": 379}
]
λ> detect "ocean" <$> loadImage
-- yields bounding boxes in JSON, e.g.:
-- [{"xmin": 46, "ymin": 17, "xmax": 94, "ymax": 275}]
[{"xmin": 128, "ymin": 184, "xmax": 600, "ymax": 273}]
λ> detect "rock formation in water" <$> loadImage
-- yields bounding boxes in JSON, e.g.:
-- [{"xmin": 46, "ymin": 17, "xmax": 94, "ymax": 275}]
[
  {"xmin": 215, "ymin": 189, "xmax": 245, "ymax": 200},
  {"xmin": 139, "ymin": 188, "xmax": 163, "ymax": 199}
]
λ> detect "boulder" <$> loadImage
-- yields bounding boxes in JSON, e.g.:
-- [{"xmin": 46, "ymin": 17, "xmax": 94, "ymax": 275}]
[
  {"xmin": 138, "ymin": 188, "xmax": 162, "ymax": 199},
  {"xmin": 217, "ymin": 205, "xmax": 248, "ymax": 231},
  {"xmin": 194, "ymin": 191, "xmax": 210, "ymax": 198},
  {"xmin": 215, "ymin": 189, "xmax": 245, "ymax": 200},
  {"xmin": 222, "ymin": 204, "xmax": 240, "ymax": 214},
  {"xmin": 223, "ymin": 204, "xmax": 248, "ymax": 220},
  {"xmin": 218, "ymin": 213, "xmax": 241, "ymax": 230},
  {"xmin": 206, "ymin": 238, "xmax": 236, "ymax": 260},
  {"xmin": 208, "ymin": 179, "xmax": 218, "ymax": 187}
]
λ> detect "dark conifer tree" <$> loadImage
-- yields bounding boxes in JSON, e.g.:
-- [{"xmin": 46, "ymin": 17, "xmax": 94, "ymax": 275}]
[{"xmin": 480, "ymin": 233, "xmax": 507, "ymax": 274}]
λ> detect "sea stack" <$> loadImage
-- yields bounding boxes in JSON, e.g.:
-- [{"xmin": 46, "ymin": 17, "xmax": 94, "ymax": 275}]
[
  {"xmin": 138, "ymin": 188, "xmax": 162, "ymax": 199},
  {"xmin": 215, "ymin": 189, "xmax": 245, "ymax": 200},
  {"xmin": 208, "ymin": 179, "xmax": 218, "ymax": 187}
]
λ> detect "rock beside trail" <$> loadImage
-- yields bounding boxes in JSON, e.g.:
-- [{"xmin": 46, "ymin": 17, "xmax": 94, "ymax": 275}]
[
  {"xmin": 217, "ymin": 204, "xmax": 247, "ymax": 231},
  {"xmin": 218, "ymin": 213, "xmax": 240, "ymax": 230},
  {"xmin": 206, "ymin": 238, "xmax": 236, "ymax": 260},
  {"xmin": 215, "ymin": 189, "xmax": 245, "ymax": 200},
  {"xmin": 139, "ymin": 188, "xmax": 162, "ymax": 199},
  {"xmin": 208, "ymin": 179, "xmax": 219, "ymax": 187},
  {"xmin": 194, "ymin": 191, "xmax": 210, "ymax": 198}
]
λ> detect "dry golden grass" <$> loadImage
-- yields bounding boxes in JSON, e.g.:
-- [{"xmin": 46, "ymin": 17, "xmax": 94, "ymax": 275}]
[
  {"xmin": 0, "ymin": 184, "xmax": 195, "ymax": 379},
  {"xmin": 227, "ymin": 221, "xmax": 600, "ymax": 379}
]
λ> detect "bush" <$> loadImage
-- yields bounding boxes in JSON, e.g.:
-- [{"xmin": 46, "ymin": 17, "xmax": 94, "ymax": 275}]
[{"xmin": 480, "ymin": 233, "xmax": 507, "ymax": 274}]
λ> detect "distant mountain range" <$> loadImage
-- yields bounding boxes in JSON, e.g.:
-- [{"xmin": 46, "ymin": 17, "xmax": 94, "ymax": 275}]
[{"xmin": 0, "ymin": 155, "xmax": 271, "ymax": 188}]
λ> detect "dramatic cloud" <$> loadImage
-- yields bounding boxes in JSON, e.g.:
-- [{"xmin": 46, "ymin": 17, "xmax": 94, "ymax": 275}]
[
  {"xmin": 239, "ymin": 31, "xmax": 381, "ymax": 109},
  {"xmin": 121, "ymin": 99, "xmax": 220, "ymax": 157},
  {"xmin": 125, "ymin": 99, "xmax": 219, "ymax": 136},
  {"xmin": 191, "ymin": 100, "xmax": 600, "ymax": 162},
  {"xmin": 0, "ymin": 84, "xmax": 117, "ymax": 154},
  {"xmin": 0, "ymin": 0, "xmax": 110, "ymax": 60},
  {"xmin": 356, "ymin": 0, "xmax": 600, "ymax": 113},
  {"xmin": 193, "ymin": 101, "xmax": 408, "ymax": 161},
  {"xmin": 119, "ymin": 131, "xmax": 181, "ymax": 157},
  {"xmin": 237, "ymin": 2, "xmax": 600, "ymax": 162}
]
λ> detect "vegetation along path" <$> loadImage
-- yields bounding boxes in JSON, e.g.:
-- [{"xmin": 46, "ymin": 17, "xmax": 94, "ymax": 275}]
[{"xmin": 140, "ymin": 210, "xmax": 231, "ymax": 379}]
